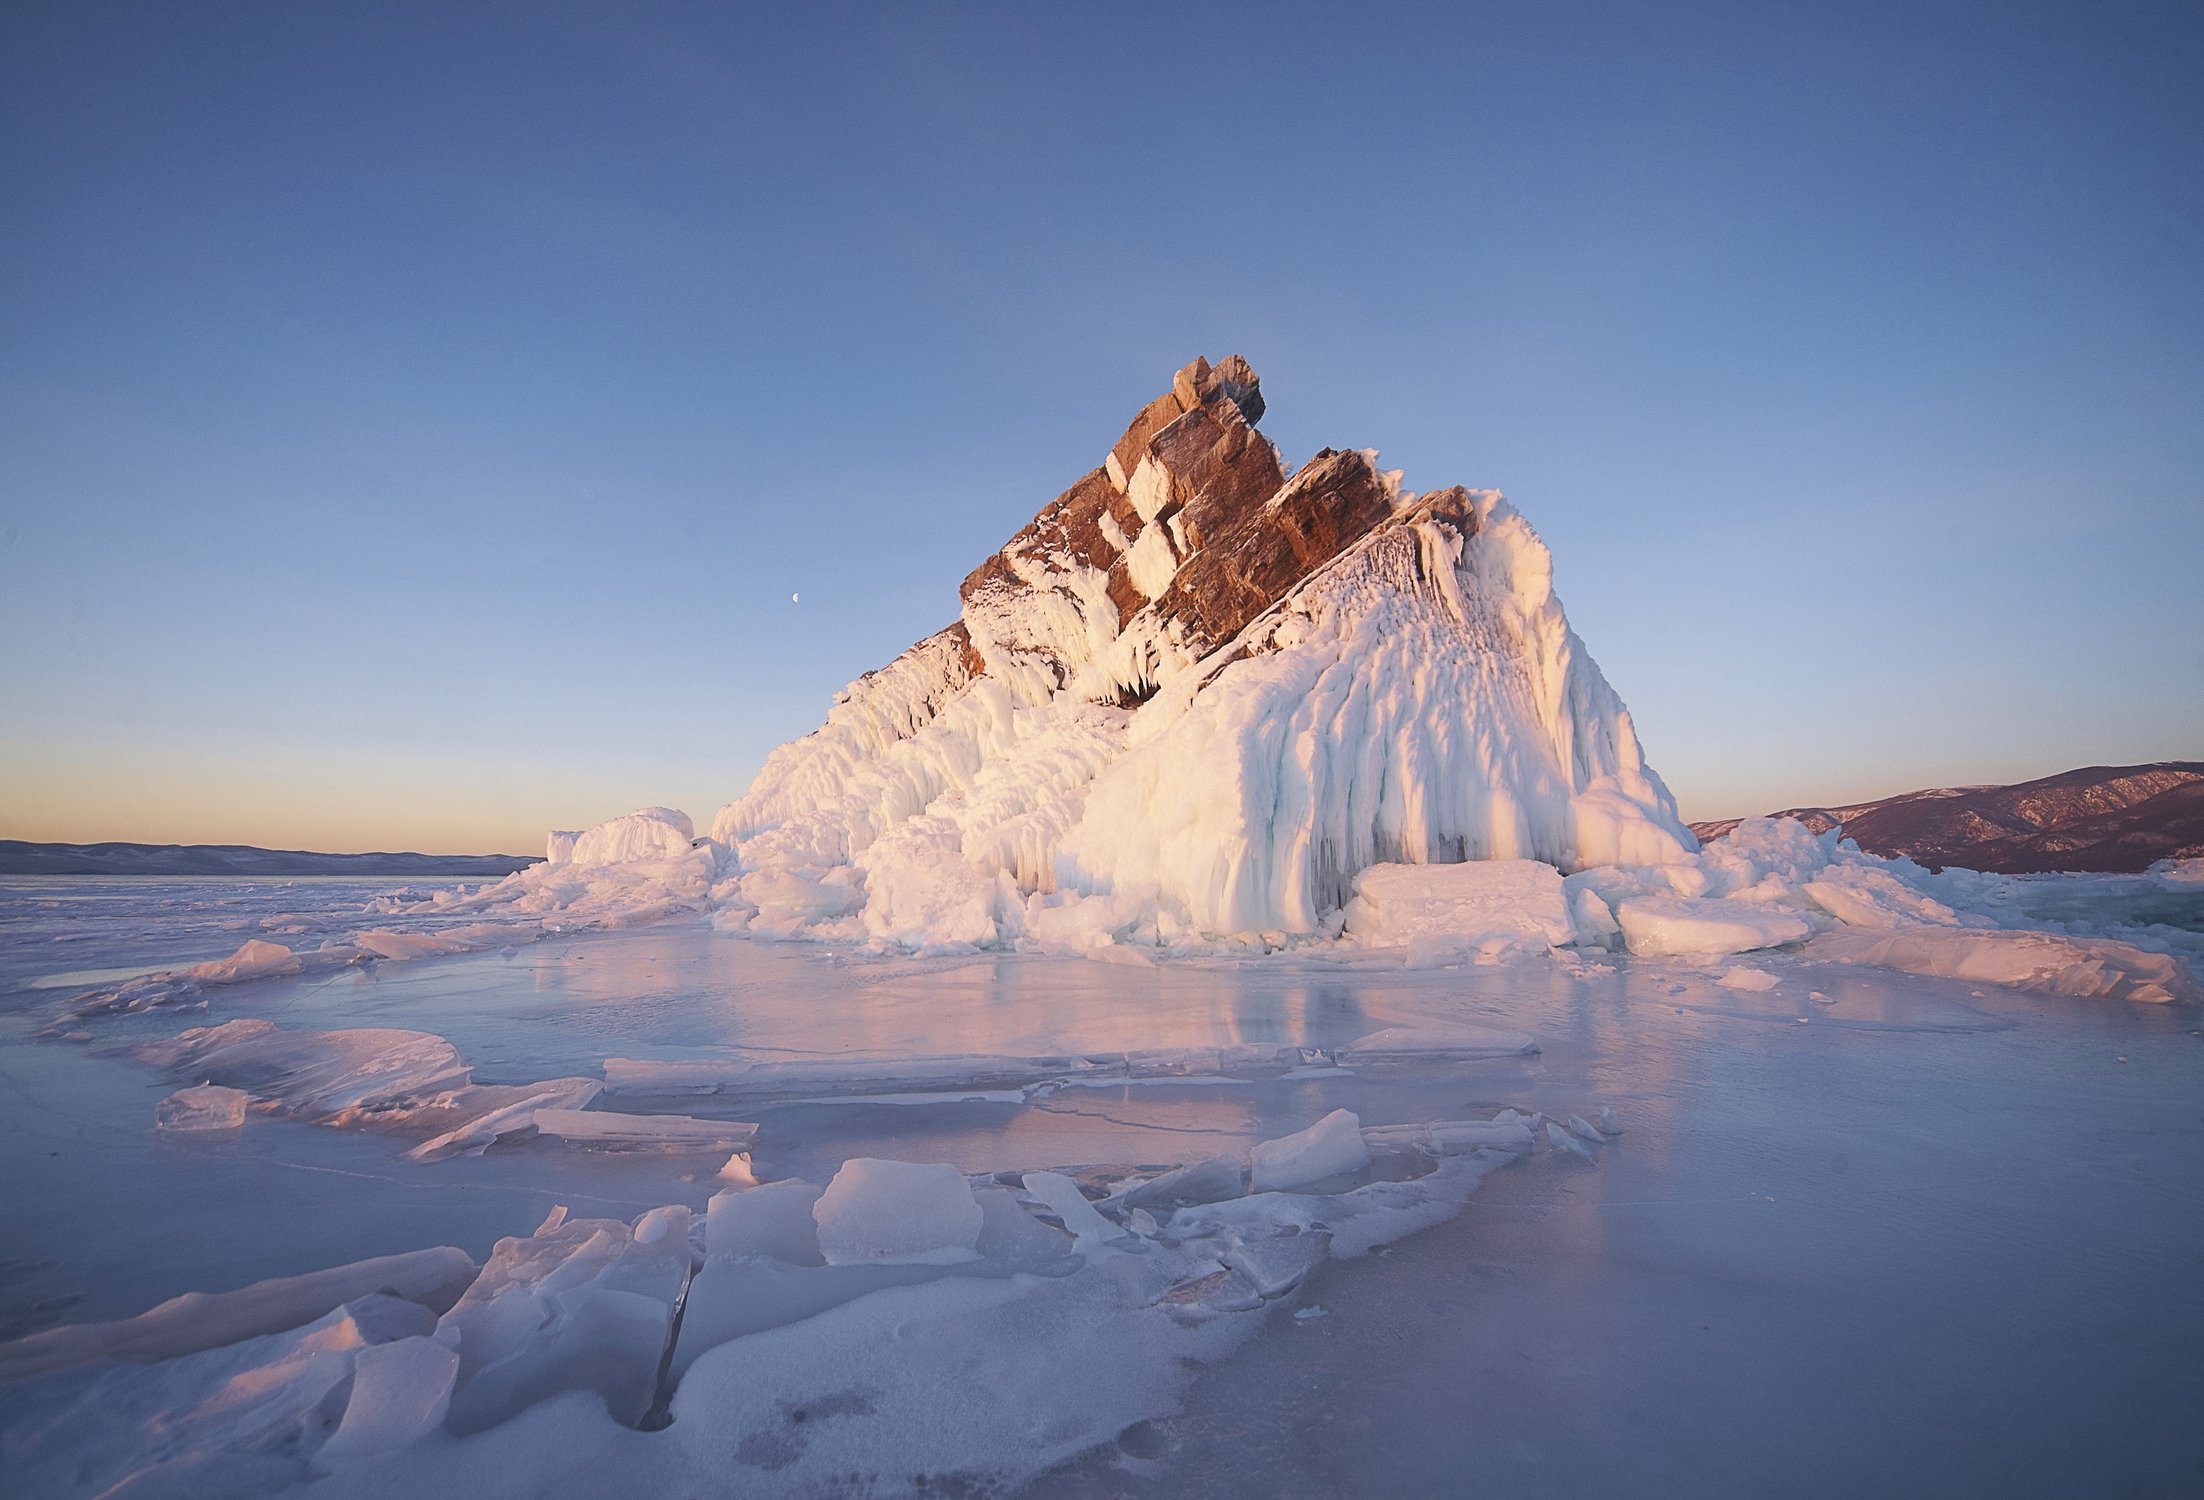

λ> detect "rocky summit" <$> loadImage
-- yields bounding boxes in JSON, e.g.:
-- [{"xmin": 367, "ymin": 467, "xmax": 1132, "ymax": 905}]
[{"xmin": 696, "ymin": 356, "xmax": 1694, "ymax": 944}]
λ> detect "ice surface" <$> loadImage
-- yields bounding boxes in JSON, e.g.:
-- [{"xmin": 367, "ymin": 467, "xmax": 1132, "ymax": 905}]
[
  {"xmin": 1717, "ymin": 965, "xmax": 1783, "ymax": 991},
  {"xmin": 1250, "ymin": 1109, "xmax": 1370, "ymax": 1191},
  {"xmin": 602, "ymin": 1043, "xmax": 1335, "ymax": 1102},
  {"xmin": 812, "ymin": 1159, "xmax": 984, "ymax": 1265},
  {"xmin": 1341, "ymin": 858, "xmax": 1576, "ymax": 957},
  {"xmin": 154, "ymin": 1081, "xmax": 249, "ymax": 1132},
  {"xmin": 5, "ymin": 867, "xmax": 2201, "ymax": 1496}
]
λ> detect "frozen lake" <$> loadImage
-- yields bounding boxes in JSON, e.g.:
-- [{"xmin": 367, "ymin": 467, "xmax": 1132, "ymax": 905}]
[{"xmin": 1, "ymin": 876, "xmax": 2199, "ymax": 1496}]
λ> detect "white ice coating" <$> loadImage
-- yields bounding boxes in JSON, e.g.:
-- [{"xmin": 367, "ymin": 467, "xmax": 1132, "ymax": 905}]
[
  {"xmin": 682, "ymin": 486, "xmax": 1693, "ymax": 946},
  {"xmin": 1055, "ymin": 496, "xmax": 1693, "ymax": 932},
  {"xmin": 554, "ymin": 806, "xmax": 695, "ymax": 867}
]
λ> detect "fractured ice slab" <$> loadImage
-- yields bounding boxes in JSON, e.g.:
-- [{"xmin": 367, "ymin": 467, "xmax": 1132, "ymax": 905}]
[
  {"xmin": 1, "ymin": 1295, "xmax": 435, "ymax": 1498},
  {"xmin": 813, "ymin": 1159, "xmax": 983, "ymax": 1265},
  {"xmin": 438, "ymin": 1206, "xmax": 692, "ymax": 1433},
  {"xmin": 1331, "ymin": 1025, "xmax": 1538, "ymax": 1066},
  {"xmin": 676, "ymin": 1187, "xmax": 1075, "ymax": 1379},
  {"xmin": 154, "ymin": 1081, "xmax": 249, "ymax": 1132},
  {"xmin": 1807, "ymin": 926, "xmax": 2202, "ymax": 1004},
  {"xmin": 975, "ymin": 1186, "xmax": 1078, "ymax": 1263},
  {"xmin": 1105, "ymin": 1154, "xmax": 1245, "ymax": 1212},
  {"xmin": 1251, "ymin": 1109, "xmax": 1370, "ymax": 1191},
  {"xmin": 317, "ymin": 1333, "xmax": 460, "ymax": 1461},
  {"xmin": 528, "ymin": 1107, "xmax": 757, "ymax": 1150},
  {"xmin": 1219, "ymin": 1225, "xmax": 1331, "ymax": 1298},
  {"xmin": 0, "ymin": 1246, "xmax": 476, "ymax": 1381},
  {"xmin": 707, "ymin": 1179, "xmax": 825, "ymax": 1263},
  {"xmin": 1359, "ymin": 1118, "xmax": 1538, "ymax": 1156},
  {"xmin": 188, "ymin": 937, "xmax": 304, "ymax": 985},
  {"xmin": 1547, "ymin": 1120, "xmax": 1600, "ymax": 1162},
  {"xmin": 1342, "ymin": 859, "xmax": 1576, "ymax": 957},
  {"xmin": 135, "ymin": 1019, "xmax": 472, "ymax": 1120},
  {"xmin": 403, "ymin": 1078, "xmax": 604, "ymax": 1161},
  {"xmin": 599, "ymin": 1043, "xmax": 1328, "ymax": 1103},
  {"xmin": 1021, "ymin": 1170, "xmax": 1126, "ymax": 1256},
  {"xmin": 350, "ymin": 923, "xmax": 541, "ymax": 962},
  {"xmin": 1616, "ymin": 895, "xmax": 1814, "ymax": 956}
]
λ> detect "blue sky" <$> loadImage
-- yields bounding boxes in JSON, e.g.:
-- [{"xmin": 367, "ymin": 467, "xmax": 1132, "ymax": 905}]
[{"xmin": 3, "ymin": 1, "xmax": 2199, "ymax": 853}]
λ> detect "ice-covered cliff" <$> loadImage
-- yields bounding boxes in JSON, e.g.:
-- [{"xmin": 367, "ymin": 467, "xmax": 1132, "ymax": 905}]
[{"xmin": 698, "ymin": 356, "xmax": 1695, "ymax": 947}]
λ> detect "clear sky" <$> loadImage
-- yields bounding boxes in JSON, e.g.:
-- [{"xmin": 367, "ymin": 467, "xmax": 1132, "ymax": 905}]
[{"xmin": 3, "ymin": 1, "xmax": 2199, "ymax": 854}]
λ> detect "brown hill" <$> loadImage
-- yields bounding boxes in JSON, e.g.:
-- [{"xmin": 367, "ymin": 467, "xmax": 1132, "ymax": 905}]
[{"xmin": 1691, "ymin": 762, "xmax": 2204, "ymax": 874}]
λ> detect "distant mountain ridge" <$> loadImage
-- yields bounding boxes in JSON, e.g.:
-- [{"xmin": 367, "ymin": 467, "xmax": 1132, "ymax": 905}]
[
  {"xmin": 0, "ymin": 840, "xmax": 541, "ymax": 878},
  {"xmin": 1691, "ymin": 762, "xmax": 2204, "ymax": 874}
]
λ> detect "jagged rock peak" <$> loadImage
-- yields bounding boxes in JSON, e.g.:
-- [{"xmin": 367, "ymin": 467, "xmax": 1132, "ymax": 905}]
[{"xmin": 708, "ymin": 355, "xmax": 1696, "ymax": 942}]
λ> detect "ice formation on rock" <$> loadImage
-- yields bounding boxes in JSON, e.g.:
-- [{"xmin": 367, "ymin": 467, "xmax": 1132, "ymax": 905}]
[
  {"xmin": 488, "ymin": 356, "xmax": 1693, "ymax": 948},
  {"xmin": 377, "ymin": 357, "xmax": 2198, "ymax": 1004}
]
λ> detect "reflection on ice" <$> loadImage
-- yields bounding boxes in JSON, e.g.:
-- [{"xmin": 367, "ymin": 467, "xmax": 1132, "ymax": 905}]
[{"xmin": 1, "ymin": 868, "xmax": 2199, "ymax": 1497}]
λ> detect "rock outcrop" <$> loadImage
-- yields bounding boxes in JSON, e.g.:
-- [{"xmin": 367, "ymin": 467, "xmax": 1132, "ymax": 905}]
[{"xmin": 708, "ymin": 357, "xmax": 1696, "ymax": 945}]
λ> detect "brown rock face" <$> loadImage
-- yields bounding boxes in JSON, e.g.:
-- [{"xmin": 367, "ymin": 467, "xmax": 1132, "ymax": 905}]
[
  {"xmin": 958, "ymin": 468, "xmax": 1135, "ymax": 607},
  {"xmin": 1143, "ymin": 447, "xmax": 1400, "ymax": 660},
  {"xmin": 954, "ymin": 356, "xmax": 1412, "ymax": 705},
  {"xmin": 1105, "ymin": 355, "xmax": 1271, "ymax": 494}
]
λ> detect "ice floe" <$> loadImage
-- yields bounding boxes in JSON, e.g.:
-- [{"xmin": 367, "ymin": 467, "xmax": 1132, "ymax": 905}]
[
  {"xmin": 0, "ymin": 1100, "xmax": 1572, "ymax": 1494},
  {"xmin": 1250, "ymin": 1108, "xmax": 1370, "ymax": 1191}
]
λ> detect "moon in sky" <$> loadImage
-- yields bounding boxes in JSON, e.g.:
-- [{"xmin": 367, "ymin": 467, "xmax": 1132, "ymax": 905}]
[{"xmin": 792, "ymin": 592, "xmax": 800, "ymax": 603}]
